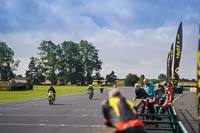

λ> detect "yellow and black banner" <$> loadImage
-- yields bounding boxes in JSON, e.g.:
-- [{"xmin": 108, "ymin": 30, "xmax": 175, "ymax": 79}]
[
  {"xmin": 197, "ymin": 25, "xmax": 200, "ymax": 119},
  {"xmin": 172, "ymin": 22, "xmax": 182, "ymax": 86},
  {"xmin": 167, "ymin": 43, "xmax": 174, "ymax": 81}
]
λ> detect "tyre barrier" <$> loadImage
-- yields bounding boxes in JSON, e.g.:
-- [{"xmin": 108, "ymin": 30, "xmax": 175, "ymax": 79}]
[
  {"xmin": 9, "ymin": 84, "xmax": 33, "ymax": 91},
  {"xmin": 0, "ymin": 84, "xmax": 9, "ymax": 91}
]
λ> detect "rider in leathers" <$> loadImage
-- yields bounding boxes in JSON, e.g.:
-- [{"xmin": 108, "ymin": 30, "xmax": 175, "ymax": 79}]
[{"xmin": 102, "ymin": 89, "xmax": 146, "ymax": 133}]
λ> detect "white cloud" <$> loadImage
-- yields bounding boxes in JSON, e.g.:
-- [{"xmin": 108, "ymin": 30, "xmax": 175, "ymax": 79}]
[
  {"xmin": 0, "ymin": 0, "xmax": 198, "ymax": 80},
  {"xmin": 1, "ymin": 23, "xmax": 196, "ymax": 79},
  {"xmin": 89, "ymin": 24, "xmax": 197, "ymax": 79},
  {"xmin": 13, "ymin": 57, "xmax": 30, "ymax": 76}
]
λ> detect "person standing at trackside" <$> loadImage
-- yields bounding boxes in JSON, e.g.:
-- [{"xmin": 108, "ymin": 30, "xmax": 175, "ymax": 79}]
[
  {"xmin": 48, "ymin": 85, "xmax": 56, "ymax": 100},
  {"xmin": 159, "ymin": 81, "xmax": 174, "ymax": 114},
  {"xmin": 143, "ymin": 79, "xmax": 156, "ymax": 120},
  {"xmin": 143, "ymin": 79, "xmax": 155, "ymax": 98},
  {"xmin": 102, "ymin": 89, "xmax": 146, "ymax": 133}
]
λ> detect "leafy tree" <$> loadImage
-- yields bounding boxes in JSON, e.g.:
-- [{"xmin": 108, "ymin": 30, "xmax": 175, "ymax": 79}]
[
  {"xmin": 125, "ymin": 73, "xmax": 139, "ymax": 86},
  {"xmin": 106, "ymin": 71, "xmax": 117, "ymax": 85},
  {"xmin": 25, "ymin": 57, "xmax": 45, "ymax": 84},
  {"xmin": 34, "ymin": 40, "xmax": 102, "ymax": 85},
  {"xmin": 79, "ymin": 40, "xmax": 102, "ymax": 84},
  {"xmin": 158, "ymin": 73, "xmax": 167, "ymax": 82},
  {"xmin": 38, "ymin": 41, "xmax": 58, "ymax": 84},
  {"xmin": 16, "ymin": 74, "xmax": 25, "ymax": 80},
  {"xmin": 179, "ymin": 78, "xmax": 193, "ymax": 82},
  {"xmin": 93, "ymin": 71, "xmax": 104, "ymax": 84},
  {"xmin": 58, "ymin": 41, "xmax": 86, "ymax": 85},
  {"xmin": 73, "ymin": 59, "xmax": 85, "ymax": 85},
  {"xmin": 150, "ymin": 79, "xmax": 160, "ymax": 84},
  {"xmin": 56, "ymin": 44, "xmax": 66, "ymax": 84},
  {"xmin": 0, "ymin": 41, "xmax": 19, "ymax": 81},
  {"xmin": 191, "ymin": 79, "xmax": 196, "ymax": 82},
  {"xmin": 63, "ymin": 41, "xmax": 83, "ymax": 84}
]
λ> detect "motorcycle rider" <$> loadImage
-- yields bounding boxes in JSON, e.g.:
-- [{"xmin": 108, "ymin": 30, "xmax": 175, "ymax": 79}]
[
  {"xmin": 48, "ymin": 85, "xmax": 56, "ymax": 100},
  {"xmin": 102, "ymin": 89, "xmax": 146, "ymax": 133},
  {"xmin": 99, "ymin": 84, "xmax": 104, "ymax": 93},
  {"xmin": 87, "ymin": 84, "xmax": 94, "ymax": 96}
]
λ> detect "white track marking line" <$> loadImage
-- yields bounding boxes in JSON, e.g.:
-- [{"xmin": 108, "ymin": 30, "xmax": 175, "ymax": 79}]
[
  {"xmin": 0, "ymin": 123, "xmax": 105, "ymax": 127},
  {"xmin": 0, "ymin": 113, "xmax": 102, "ymax": 117},
  {"xmin": 0, "ymin": 107, "xmax": 100, "ymax": 111},
  {"xmin": 0, "ymin": 108, "xmax": 19, "ymax": 109}
]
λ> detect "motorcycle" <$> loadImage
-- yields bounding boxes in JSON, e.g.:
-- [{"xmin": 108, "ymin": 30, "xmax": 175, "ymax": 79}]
[
  {"xmin": 99, "ymin": 86, "xmax": 104, "ymax": 94},
  {"xmin": 48, "ymin": 90, "xmax": 55, "ymax": 105},
  {"xmin": 87, "ymin": 90, "xmax": 94, "ymax": 100}
]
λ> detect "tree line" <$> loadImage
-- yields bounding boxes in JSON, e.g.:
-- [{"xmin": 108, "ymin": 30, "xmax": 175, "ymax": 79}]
[
  {"xmin": 124, "ymin": 73, "xmax": 196, "ymax": 87},
  {"xmin": 0, "ymin": 41, "xmax": 19, "ymax": 81},
  {"xmin": 0, "ymin": 40, "xmax": 118, "ymax": 85},
  {"xmin": 0, "ymin": 40, "xmax": 196, "ymax": 86},
  {"xmin": 26, "ymin": 40, "xmax": 102, "ymax": 85}
]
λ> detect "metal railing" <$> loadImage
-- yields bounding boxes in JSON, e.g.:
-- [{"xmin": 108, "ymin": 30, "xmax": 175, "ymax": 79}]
[{"xmin": 136, "ymin": 101, "xmax": 188, "ymax": 133}]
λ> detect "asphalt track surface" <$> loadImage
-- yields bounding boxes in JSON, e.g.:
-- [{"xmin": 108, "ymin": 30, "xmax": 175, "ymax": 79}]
[
  {"xmin": 0, "ymin": 87, "xmax": 135, "ymax": 133},
  {"xmin": 173, "ymin": 92, "xmax": 199, "ymax": 133}
]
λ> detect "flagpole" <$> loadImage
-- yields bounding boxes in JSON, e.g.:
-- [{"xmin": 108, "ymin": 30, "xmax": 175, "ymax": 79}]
[
  {"xmin": 197, "ymin": 24, "xmax": 200, "ymax": 133},
  {"xmin": 169, "ymin": 43, "xmax": 174, "ymax": 82}
]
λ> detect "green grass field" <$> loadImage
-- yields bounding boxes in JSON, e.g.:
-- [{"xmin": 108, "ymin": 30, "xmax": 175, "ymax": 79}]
[{"xmin": 0, "ymin": 85, "xmax": 110, "ymax": 103}]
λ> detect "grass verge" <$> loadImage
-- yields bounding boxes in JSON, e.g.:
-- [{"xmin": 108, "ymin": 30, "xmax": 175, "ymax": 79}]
[{"xmin": 0, "ymin": 85, "xmax": 110, "ymax": 103}]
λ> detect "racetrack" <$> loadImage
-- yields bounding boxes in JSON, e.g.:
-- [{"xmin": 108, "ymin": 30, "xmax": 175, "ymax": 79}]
[{"xmin": 0, "ymin": 87, "xmax": 135, "ymax": 133}]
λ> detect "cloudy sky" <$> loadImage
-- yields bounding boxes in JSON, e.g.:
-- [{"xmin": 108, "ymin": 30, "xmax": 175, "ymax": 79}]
[{"xmin": 0, "ymin": 0, "xmax": 199, "ymax": 79}]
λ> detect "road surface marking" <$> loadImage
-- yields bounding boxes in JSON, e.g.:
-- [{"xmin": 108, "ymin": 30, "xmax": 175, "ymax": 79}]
[
  {"xmin": 0, "ymin": 123, "xmax": 105, "ymax": 127},
  {"xmin": 0, "ymin": 113, "xmax": 102, "ymax": 117}
]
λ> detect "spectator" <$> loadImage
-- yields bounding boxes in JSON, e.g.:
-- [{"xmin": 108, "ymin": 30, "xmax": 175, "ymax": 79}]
[
  {"xmin": 143, "ymin": 79, "xmax": 156, "ymax": 120},
  {"xmin": 134, "ymin": 83, "xmax": 149, "ymax": 99}
]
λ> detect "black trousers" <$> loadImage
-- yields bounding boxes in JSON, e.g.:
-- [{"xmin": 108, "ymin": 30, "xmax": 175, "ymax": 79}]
[
  {"xmin": 148, "ymin": 102, "xmax": 155, "ymax": 120},
  {"xmin": 53, "ymin": 94, "xmax": 56, "ymax": 100}
]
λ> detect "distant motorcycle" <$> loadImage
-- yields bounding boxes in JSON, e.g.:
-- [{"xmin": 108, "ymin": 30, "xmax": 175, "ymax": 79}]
[
  {"xmin": 99, "ymin": 86, "xmax": 104, "ymax": 94},
  {"xmin": 87, "ymin": 90, "xmax": 94, "ymax": 100},
  {"xmin": 48, "ymin": 90, "xmax": 55, "ymax": 104}
]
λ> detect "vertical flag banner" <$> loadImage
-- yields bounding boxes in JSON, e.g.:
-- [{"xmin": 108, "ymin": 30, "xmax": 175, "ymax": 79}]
[
  {"xmin": 197, "ymin": 25, "xmax": 200, "ymax": 119},
  {"xmin": 173, "ymin": 22, "xmax": 183, "ymax": 86}
]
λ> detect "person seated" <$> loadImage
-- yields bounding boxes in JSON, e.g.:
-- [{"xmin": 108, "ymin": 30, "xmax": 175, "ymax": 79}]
[
  {"xmin": 102, "ymin": 89, "xmax": 146, "ymax": 133},
  {"xmin": 48, "ymin": 85, "xmax": 56, "ymax": 100},
  {"xmin": 134, "ymin": 83, "xmax": 149, "ymax": 99},
  {"xmin": 134, "ymin": 83, "xmax": 149, "ymax": 113}
]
